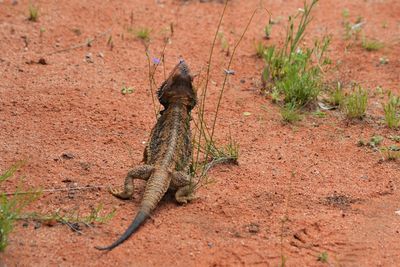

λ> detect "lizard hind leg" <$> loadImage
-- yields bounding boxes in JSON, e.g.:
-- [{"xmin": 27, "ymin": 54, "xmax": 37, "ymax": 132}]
[
  {"xmin": 110, "ymin": 165, "xmax": 154, "ymax": 200},
  {"xmin": 171, "ymin": 171, "xmax": 197, "ymax": 204}
]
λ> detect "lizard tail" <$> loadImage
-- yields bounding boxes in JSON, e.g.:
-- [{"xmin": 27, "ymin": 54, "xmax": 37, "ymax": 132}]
[
  {"xmin": 94, "ymin": 210, "xmax": 148, "ymax": 251},
  {"xmin": 95, "ymin": 169, "xmax": 170, "ymax": 251}
]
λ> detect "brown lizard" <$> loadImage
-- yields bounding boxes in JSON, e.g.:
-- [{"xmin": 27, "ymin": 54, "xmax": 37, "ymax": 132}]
[{"xmin": 95, "ymin": 60, "xmax": 197, "ymax": 251}]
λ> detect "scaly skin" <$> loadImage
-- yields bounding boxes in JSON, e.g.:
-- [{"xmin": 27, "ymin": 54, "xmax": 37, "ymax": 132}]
[{"xmin": 95, "ymin": 60, "xmax": 197, "ymax": 251}]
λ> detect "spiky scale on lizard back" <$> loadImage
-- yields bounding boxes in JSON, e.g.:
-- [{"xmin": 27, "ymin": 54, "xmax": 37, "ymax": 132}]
[{"xmin": 95, "ymin": 60, "xmax": 197, "ymax": 251}]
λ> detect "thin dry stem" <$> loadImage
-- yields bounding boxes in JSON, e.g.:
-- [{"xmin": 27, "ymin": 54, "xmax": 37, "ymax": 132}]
[
  {"xmin": 4, "ymin": 185, "xmax": 107, "ymax": 196},
  {"xmin": 46, "ymin": 28, "xmax": 111, "ymax": 56}
]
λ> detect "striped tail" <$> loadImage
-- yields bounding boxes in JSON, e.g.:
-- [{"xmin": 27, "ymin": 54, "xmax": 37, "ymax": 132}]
[{"xmin": 95, "ymin": 169, "xmax": 171, "ymax": 251}]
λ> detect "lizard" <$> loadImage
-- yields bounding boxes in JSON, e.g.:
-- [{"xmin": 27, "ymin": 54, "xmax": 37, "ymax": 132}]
[{"xmin": 95, "ymin": 59, "xmax": 197, "ymax": 251}]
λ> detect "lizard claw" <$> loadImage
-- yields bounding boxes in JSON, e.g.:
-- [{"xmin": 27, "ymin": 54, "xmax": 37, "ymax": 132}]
[
  {"xmin": 175, "ymin": 194, "xmax": 196, "ymax": 205},
  {"xmin": 108, "ymin": 187, "xmax": 133, "ymax": 200}
]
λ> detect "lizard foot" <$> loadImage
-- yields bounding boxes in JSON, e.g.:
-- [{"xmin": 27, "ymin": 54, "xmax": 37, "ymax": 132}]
[
  {"xmin": 108, "ymin": 187, "xmax": 133, "ymax": 200},
  {"xmin": 175, "ymin": 185, "xmax": 196, "ymax": 204}
]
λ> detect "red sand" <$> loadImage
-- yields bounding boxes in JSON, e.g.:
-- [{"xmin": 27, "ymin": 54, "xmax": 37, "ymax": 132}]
[{"xmin": 1, "ymin": 0, "xmax": 399, "ymax": 266}]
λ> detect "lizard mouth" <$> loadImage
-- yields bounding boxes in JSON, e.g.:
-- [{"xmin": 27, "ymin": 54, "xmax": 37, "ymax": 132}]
[{"xmin": 177, "ymin": 59, "xmax": 190, "ymax": 78}]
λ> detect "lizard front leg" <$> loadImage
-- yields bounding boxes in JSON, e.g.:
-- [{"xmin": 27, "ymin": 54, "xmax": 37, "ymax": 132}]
[
  {"xmin": 170, "ymin": 171, "xmax": 196, "ymax": 204},
  {"xmin": 110, "ymin": 165, "xmax": 154, "ymax": 199}
]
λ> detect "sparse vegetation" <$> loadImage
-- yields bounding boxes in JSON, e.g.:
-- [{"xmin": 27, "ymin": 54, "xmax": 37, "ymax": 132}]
[
  {"xmin": 343, "ymin": 85, "xmax": 368, "ymax": 119},
  {"xmin": 264, "ymin": 23, "xmax": 272, "ymax": 39},
  {"xmin": 281, "ymin": 103, "xmax": 302, "ymax": 123},
  {"xmin": 217, "ymin": 31, "xmax": 230, "ymax": 55},
  {"xmin": 19, "ymin": 205, "xmax": 115, "ymax": 233},
  {"xmin": 0, "ymin": 162, "xmax": 40, "ymax": 251},
  {"xmin": 379, "ymin": 56, "xmax": 389, "ymax": 65},
  {"xmin": 342, "ymin": 8, "xmax": 350, "ymax": 19},
  {"xmin": 135, "ymin": 27, "xmax": 151, "ymax": 41},
  {"xmin": 343, "ymin": 13, "xmax": 364, "ymax": 41},
  {"xmin": 329, "ymin": 82, "xmax": 344, "ymax": 106},
  {"xmin": 28, "ymin": 4, "xmax": 39, "ymax": 22},
  {"xmin": 107, "ymin": 35, "xmax": 114, "ymax": 50},
  {"xmin": 383, "ymin": 93, "xmax": 400, "ymax": 129},
  {"xmin": 0, "ymin": 162, "xmax": 114, "ymax": 251},
  {"xmin": 362, "ymin": 37, "xmax": 384, "ymax": 51},
  {"xmin": 381, "ymin": 145, "xmax": 400, "ymax": 161},
  {"xmin": 39, "ymin": 27, "xmax": 45, "ymax": 38},
  {"xmin": 313, "ymin": 110, "xmax": 326, "ymax": 118},
  {"xmin": 121, "ymin": 85, "xmax": 134, "ymax": 95},
  {"xmin": 369, "ymin": 135, "xmax": 384, "ymax": 148},
  {"xmin": 255, "ymin": 41, "xmax": 266, "ymax": 58},
  {"xmin": 189, "ymin": 0, "xmax": 256, "ymax": 187},
  {"xmin": 317, "ymin": 251, "xmax": 329, "ymax": 263},
  {"xmin": 260, "ymin": 0, "xmax": 330, "ymax": 123}
]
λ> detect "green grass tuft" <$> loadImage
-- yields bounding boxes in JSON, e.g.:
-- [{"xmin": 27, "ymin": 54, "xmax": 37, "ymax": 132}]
[
  {"xmin": 28, "ymin": 4, "xmax": 39, "ymax": 22},
  {"xmin": 381, "ymin": 145, "xmax": 400, "ymax": 161},
  {"xmin": 317, "ymin": 251, "xmax": 329, "ymax": 263},
  {"xmin": 343, "ymin": 85, "xmax": 368, "ymax": 119},
  {"xmin": 255, "ymin": 41, "xmax": 266, "ymax": 58},
  {"xmin": 135, "ymin": 27, "xmax": 151, "ymax": 41},
  {"xmin": 0, "ymin": 162, "xmax": 41, "ymax": 251},
  {"xmin": 329, "ymin": 82, "xmax": 344, "ymax": 106},
  {"xmin": 362, "ymin": 37, "xmax": 384, "ymax": 51},
  {"xmin": 264, "ymin": 23, "xmax": 272, "ymax": 39},
  {"xmin": 260, "ymin": 0, "xmax": 330, "ymax": 119},
  {"xmin": 383, "ymin": 93, "xmax": 400, "ymax": 129},
  {"xmin": 281, "ymin": 103, "xmax": 302, "ymax": 123}
]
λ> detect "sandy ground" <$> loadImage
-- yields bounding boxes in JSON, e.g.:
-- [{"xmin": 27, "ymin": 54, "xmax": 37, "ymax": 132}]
[{"xmin": 1, "ymin": 0, "xmax": 400, "ymax": 266}]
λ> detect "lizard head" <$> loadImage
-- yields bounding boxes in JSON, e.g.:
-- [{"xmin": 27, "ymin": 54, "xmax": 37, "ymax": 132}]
[{"xmin": 157, "ymin": 59, "xmax": 197, "ymax": 111}]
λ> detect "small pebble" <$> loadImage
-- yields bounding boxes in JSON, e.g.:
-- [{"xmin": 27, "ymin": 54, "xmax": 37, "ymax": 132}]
[
  {"xmin": 61, "ymin": 152, "xmax": 75, "ymax": 159},
  {"xmin": 85, "ymin": 53, "xmax": 94, "ymax": 63}
]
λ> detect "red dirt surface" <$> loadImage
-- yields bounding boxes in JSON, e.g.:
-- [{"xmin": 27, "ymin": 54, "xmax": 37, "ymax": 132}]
[{"xmin": 1, "ymin": 0, "xmax": 399, "ymax": 266}]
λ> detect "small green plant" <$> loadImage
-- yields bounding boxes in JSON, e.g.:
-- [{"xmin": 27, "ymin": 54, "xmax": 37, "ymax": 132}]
[
  {"xmin": 281, "ymin": 103, "xmax": 301, "ymax": 123},
  {"xmin": 261, "ymin": 0, "xmax": 330, "ymax": 114},
  {"xmin": 369, "ymin": 135, "xmax": 384, "ymax": 148},
  {"xmin": 28, "ymin": 4, "xmax": 39, "ymax": 22},
  {"xmin": 379, "ymin": 56, "xmax": 389, "ymax": 65},
  {"xmin": 135, "ymin": 27, "xmax": 151, "ymax": 41},
  {"xmin": 255, "ymin": 41, "xmax": 266, "ymax": 58},
  {"xmin": 39, "ymin": 27, "xmax": 45, "ymax": 38},
  {"xmin": 20, "ymin": 205, "xmax": 115, "ymax": 232},
  {"xmin": 276, "ymin": 52, "xmax": 321, "ymax": 107},
  {"xmin": 264, "ymin": 23, "xmax": 272, "ymax": 39},
  {"xmin": 362, "ymin": 37, "xmax": 384, "ymax": 51},
  {"xmin": 383, "ymin": 93, "xmax": 400, "ymax": 129},
  {"xmin": 374, "ymin": 86, "xmax": 385, "ymax": 97},
  {"xmin": 358, "ymin": 135, "xmax": 384, "ymax": 151},
  {"xmin": 0, "ymin": 162, "xmax": 41, "ymax": 251},
  {"xmin": 0, "ymin": 162, "xmax": 115, "ymax": 251},
  {"xmin": 329, "ymin": 82, "xmax": 344, "ymax": 106},
  {"xmin": 381, "ymin": 145, "xmax": 400, "ymax": 161},
  {"xmin": 107, "ymin": 35, "xmax": 114, "ymax": 50},
  {"xmin": 204, "ymin": 137, "xmax": 239, "ymax": 165},
  {"xmin": 217, "ymin": 31, "xmax": 230, "ymax": 55},
  {"xmin": 342, "ymin": 8, "xmax": 350, "ymax": 18},
  {"xmin": 270, "ymin": 88, "xmax": 281, "ymax": 103},
  {"xmin": 343, "ymin": 85, "xmax": 368, "ymax": 119},
  {"xmin": 121, "ymin": 86, "xmax": 134, "ymax": 95},
  {"xmin": 317, "ymin": 251, "xmax": 329, "ymax": 263},
  {"xmin": 313, "ymin": 110, "xmax": 326, "ymax": 118}
]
